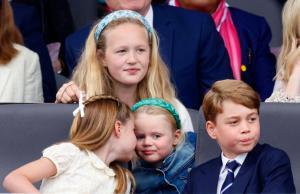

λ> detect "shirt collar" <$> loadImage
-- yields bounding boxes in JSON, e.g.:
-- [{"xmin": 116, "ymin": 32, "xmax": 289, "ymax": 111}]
[
  {"xmin": 220, "ymin": 152, "xmax": 247, "ymax": 173},
  {"xmin": 144, "ymin": 5, "xmax": 154, "ymax": 28},
  {"xmin": 86, "ymin": 150, "xmax": 115, "ymax": 177}
]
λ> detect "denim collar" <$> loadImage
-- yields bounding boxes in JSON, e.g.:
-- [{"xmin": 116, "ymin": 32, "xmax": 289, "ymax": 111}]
[
  {"xmin": 138, "ymin": 132, "xmax": 196, "ymax": 175},
  {"xmin": 133, "ymin": 132, "xmax": 196, "ymax": 193}
]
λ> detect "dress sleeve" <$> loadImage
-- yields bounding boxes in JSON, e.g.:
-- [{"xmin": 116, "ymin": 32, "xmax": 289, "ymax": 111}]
[
  {"xmin": 42, "ymin": 143, "xmax": 79, "ymax": 177},
  {"xmin": 265, "ymin": 80, "xmax": 300, "ymax": 102},
  {"xmin": 265, "ymin": 91, "xmax": 300, "ymax": 103},
  {"xmin": 24, "ymin": 50, "xmax": 44, "ymax": 103}
]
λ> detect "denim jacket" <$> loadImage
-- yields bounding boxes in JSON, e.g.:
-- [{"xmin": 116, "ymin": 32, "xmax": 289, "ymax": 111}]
[{"xmin": 133, "ymin": 132, "xmax": 196, "ymax": 194}]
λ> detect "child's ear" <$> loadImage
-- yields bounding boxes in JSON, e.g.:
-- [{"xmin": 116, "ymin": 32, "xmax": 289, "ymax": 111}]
[
  {"xmin": 206, "ymin": 121, "xmax": 217, "ymax": 140},
  {"xmin": 173, "ymin": 129, "xmax": 182, "ymax": 146},
  {"xmin": 114, "ymin": 120, "xmax": 122, "ymax": 138}
]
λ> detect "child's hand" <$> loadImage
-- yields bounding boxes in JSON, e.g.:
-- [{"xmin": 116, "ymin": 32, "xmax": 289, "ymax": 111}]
[{"xmin": 55, "ymin": 81, "xmax": 81, "ymax": 103}]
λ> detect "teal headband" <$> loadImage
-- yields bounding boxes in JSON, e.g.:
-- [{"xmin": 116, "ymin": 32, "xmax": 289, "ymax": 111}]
[
  {"xmin": 131, "ymin": 98, "xmax": 182, "ymax": 129},
  {"xmin": 94, "ymin": 10, "xmax": 152, "ymax": 41}
]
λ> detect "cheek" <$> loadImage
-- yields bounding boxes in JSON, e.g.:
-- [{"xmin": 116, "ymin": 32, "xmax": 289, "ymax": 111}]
[
  {"xmin": 254, "ymin": 126, "xmax": 261, "ymax": 139},
  {"xmin": 106, "ymin": 59, "xmax": 122, "ymax": 70},
  {"xmin": 135, "ymin": 140, "xmax": 143, "ymax": 150},
  {"xmin": 130, "ymin": 134, "xmax": 137, "ymax": 147},
  {"xmin": 140, "ymin": 54, "xmax": 150, "ymax": 67},
  {"xmin": 157, "ymin": 138, "xmax": 174, "ymax": 152},
  {"xmin": 104, "ymin": 52, "xmax": 122, "ymax": 66},
  {"xmin": 219, "ymin": 130, "xmax": 237, "ymax": 145}
]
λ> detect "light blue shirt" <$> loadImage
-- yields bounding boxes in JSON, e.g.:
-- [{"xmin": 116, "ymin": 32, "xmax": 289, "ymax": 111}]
[{"xmin": 217, "ymin": 152, "xmax": 248, "ymax": 194}]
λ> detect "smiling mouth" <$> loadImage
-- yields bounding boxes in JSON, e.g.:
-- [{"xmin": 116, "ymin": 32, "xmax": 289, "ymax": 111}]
[
  {"xmin": 142, "ymin": 150, "xmax": 155, "ymax": 155},
  {"xmin": 125, "ymin": 68, "xmax": 139, "ymax": 74}
]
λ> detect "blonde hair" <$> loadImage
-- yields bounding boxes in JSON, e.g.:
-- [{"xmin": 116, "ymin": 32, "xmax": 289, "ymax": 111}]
[
  {"xmin": 70, "ymin": 95, "xmax": 135, "ymax": 194},
  {"xmin": 134, "ymin": 106, "xmax": 178, "ymax": 131},
  {"xmin": 72, "ymin": 17, "xmax": 175, "ymax": 104},
  {"xmin": 202, "ymin": 79, "xmax": 260, "ymax": 122},
  {"xmin": 0, "ymin": 0, "xmax": 23, "ymax": 64},
  {"xmin": 276, "ymin": 0, "xmax": 300, "ymax": 82},
  {"xmin": 133, "ymin": 105, "xmax": 184, "ymax": 143}
]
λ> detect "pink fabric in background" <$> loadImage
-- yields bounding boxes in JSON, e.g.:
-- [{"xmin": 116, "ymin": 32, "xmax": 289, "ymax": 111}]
[
  {"xmin": 168, "ymin": 0, "xmax": 242, "ymax": 79},
  {"xmin": 47, "ymin": 42, "xmax": 62, "ymax": 73},
  {"xmin": 212, "ymin": 0, "xmax": 242, "ymax": 80}
]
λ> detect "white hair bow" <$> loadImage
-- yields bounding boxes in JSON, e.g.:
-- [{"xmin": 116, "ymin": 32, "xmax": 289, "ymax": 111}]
[{"xmin": 72, "ymin": 91, "xmax": 86, "ymax": 117}]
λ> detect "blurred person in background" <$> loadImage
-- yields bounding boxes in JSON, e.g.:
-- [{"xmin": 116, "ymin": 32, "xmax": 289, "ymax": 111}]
[
  {"xmin": 266, "ymin": 0, "xmax": 300, "ymax": 102},
  {"xmin": 168, "ymin": 0, "xmax": 276, "ymax": 101},
  {"xmin": 0, "ymin": 0, "xmax": 43, "ymax": 102}
]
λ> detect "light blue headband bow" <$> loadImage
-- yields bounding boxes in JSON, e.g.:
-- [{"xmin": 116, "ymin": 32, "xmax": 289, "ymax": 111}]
[
  {"xmin": 131, "ymin": 98, "xmax": 182, "ymax": 129},
  {"xmin": 94, "ymin": 10, "xmax": 152, "ymax": 41}
]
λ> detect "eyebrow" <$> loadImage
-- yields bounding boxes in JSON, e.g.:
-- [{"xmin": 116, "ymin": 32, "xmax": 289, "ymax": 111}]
[{"xmin": 226, "ymin": 111, "xmax": 258, "ymax": 119}]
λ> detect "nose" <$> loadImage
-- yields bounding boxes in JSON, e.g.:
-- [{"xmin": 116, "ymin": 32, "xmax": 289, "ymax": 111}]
[
  {"xmin": 143, "ymin": 136, "xmax": 152, "ymax": 146},
  {"xmin": 240, "ymin": 121, "xmax": 250, "ymax": 134},
  {"xmin": 126, "ymin": 51, "xmax": 138, "ymax": 65}
]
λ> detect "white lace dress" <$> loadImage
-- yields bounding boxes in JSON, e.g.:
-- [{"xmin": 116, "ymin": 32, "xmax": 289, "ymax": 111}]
[
  {"xmin": 265, "ymin": 80, "xmax": 300, "ymax": 102},
  {"xmin": 40, "ymin": 143, "xmax": 132, "ymax": 194}
]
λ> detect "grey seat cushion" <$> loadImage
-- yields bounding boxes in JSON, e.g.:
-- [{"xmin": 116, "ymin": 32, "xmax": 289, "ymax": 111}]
[{"xmin": 0, "ymin": 103, "xmax": 76, "ymax": 192}]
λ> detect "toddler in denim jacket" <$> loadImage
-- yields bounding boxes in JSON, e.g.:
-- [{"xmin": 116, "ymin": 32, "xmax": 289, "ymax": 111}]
[{"xmin": 131, "ymin": 98, "xmax": 196, "ymax": 194}]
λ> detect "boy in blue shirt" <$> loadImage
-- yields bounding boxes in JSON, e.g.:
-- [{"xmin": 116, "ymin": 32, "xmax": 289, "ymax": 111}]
[{"xmin": 185, "ymin": 79, "xmax": 295, "ymax": 194}]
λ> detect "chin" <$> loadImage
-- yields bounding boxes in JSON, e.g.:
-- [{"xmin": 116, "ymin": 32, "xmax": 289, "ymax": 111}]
[
  {"xmin": 142, "ymin": 157, "xmax": 162, "ymax": 164},
  {"xmin": 237, "ymin": 146, "xmax": 255, "ymax": 154},
  {"xmin": 122, "ymin": 79, "xmax": 143, "ymax": 86},
  {"xmin": 120, "ymin": 154, "xmax": 134, "ymax": 162}
]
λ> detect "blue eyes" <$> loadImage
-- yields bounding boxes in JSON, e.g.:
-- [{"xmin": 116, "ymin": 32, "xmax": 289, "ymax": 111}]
[
  {"xmin": 248, "ymin": 116, "xmax": 258, "ymax": 123},
  {"xmin": 229, "ymin": 121, "xmax": 238, "ymax": 125},
  {"xmin": 116, "ymin": 49, "xmax": 126, "ymax": 53},
  {"xmin": 116, "ymin": 48, "xmax": 146, "ymax": 54},
  {"xmin": 137, "ymin": 49, "xmax": 146, "ymax": 53},
  {"xmin": 135, "ymin": 134, "xmax": 161, "ymax": 140},
  {"xmin": 153, "ymin": 134, "xmax": 161, "ymax": 139},
  {"xmin": 228, "ymin": 117, "xmax": 257, "ymax": 125}
]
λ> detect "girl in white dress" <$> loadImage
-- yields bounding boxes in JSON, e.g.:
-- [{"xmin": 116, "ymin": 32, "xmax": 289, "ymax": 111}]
[
  {"xmin": 266, "ymin": 0, "xmax": 300, "ymax": 102},
  {"xmin": 3, "ymin": 95, "xmax": 136, "ymax": 194}
]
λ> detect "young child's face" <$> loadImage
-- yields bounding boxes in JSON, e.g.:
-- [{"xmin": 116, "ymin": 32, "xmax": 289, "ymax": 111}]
[
  {"xmin": 134, "ymin": 113, "xmax": 181, "ymax": 165},
  {"xmin": 206, "ymin": 100, "xmax": 260, "ymax": 159},
  {"xmin": 117, "ymin": 117, "xmax": 137, "ymax": 162},
  {"xmin": 103, "ymin": 22, "xmax": 150, "ymax": 88}
]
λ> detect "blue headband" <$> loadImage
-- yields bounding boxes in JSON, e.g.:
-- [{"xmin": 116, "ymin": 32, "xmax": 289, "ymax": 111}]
[
  {"xmin": 94, "ymin": 10, "xmax": 152, "ymax": 41},
  {"xmin": 131, "ymin": 98, "xmax": 182, "ymax": 129}
]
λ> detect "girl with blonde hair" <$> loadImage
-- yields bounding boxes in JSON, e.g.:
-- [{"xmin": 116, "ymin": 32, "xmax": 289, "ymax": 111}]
[
  {"xmin": 56, "ymin": 10, "xmax": 193, "ymax": 131},
  {"xmin": 3, "ymin": 95, "xmax": 136, "ymax": 193},
  {"xmin": 0, "ymin": 0, "xmax": 43, "ymax": 102},
  {"xmin": 266, "ymin": 0, "xmax": 300, "ymax": 102}
]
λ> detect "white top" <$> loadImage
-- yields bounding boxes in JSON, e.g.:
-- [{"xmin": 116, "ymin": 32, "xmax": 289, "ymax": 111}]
[
  {"xmin": 173, "ymin": 99, "xmax": 194, "ymax": 132},
  {"xmin": 144, "ymin": 6, "xmax": 153, "ymax": 27},
  {"xmin": 0, "ymin": 44, "xmax": 43, "ymax": 102},
  {"xmin": 216, "ymin": 153, "xmax": 247, "ymax": 194},
  {"xmin": 265, "ymin": 80, "xmax": 300, "ymax": 103},
  {"xmin": 40, "ymin": 143, "xmax": 131, "ymax": 194}
]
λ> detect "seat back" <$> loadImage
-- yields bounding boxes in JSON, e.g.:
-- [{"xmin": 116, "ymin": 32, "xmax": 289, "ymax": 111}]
[
  {"xmin": 196, "ymin": 103, "xmax": 300, "ymax": 191},
  {"xmin": 0, "ymin": 103, "xmax": 76, "ymax": 192},
  {"xmin": 187, "ymin": 108, "xmax": 200, "ymax": 131}
]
